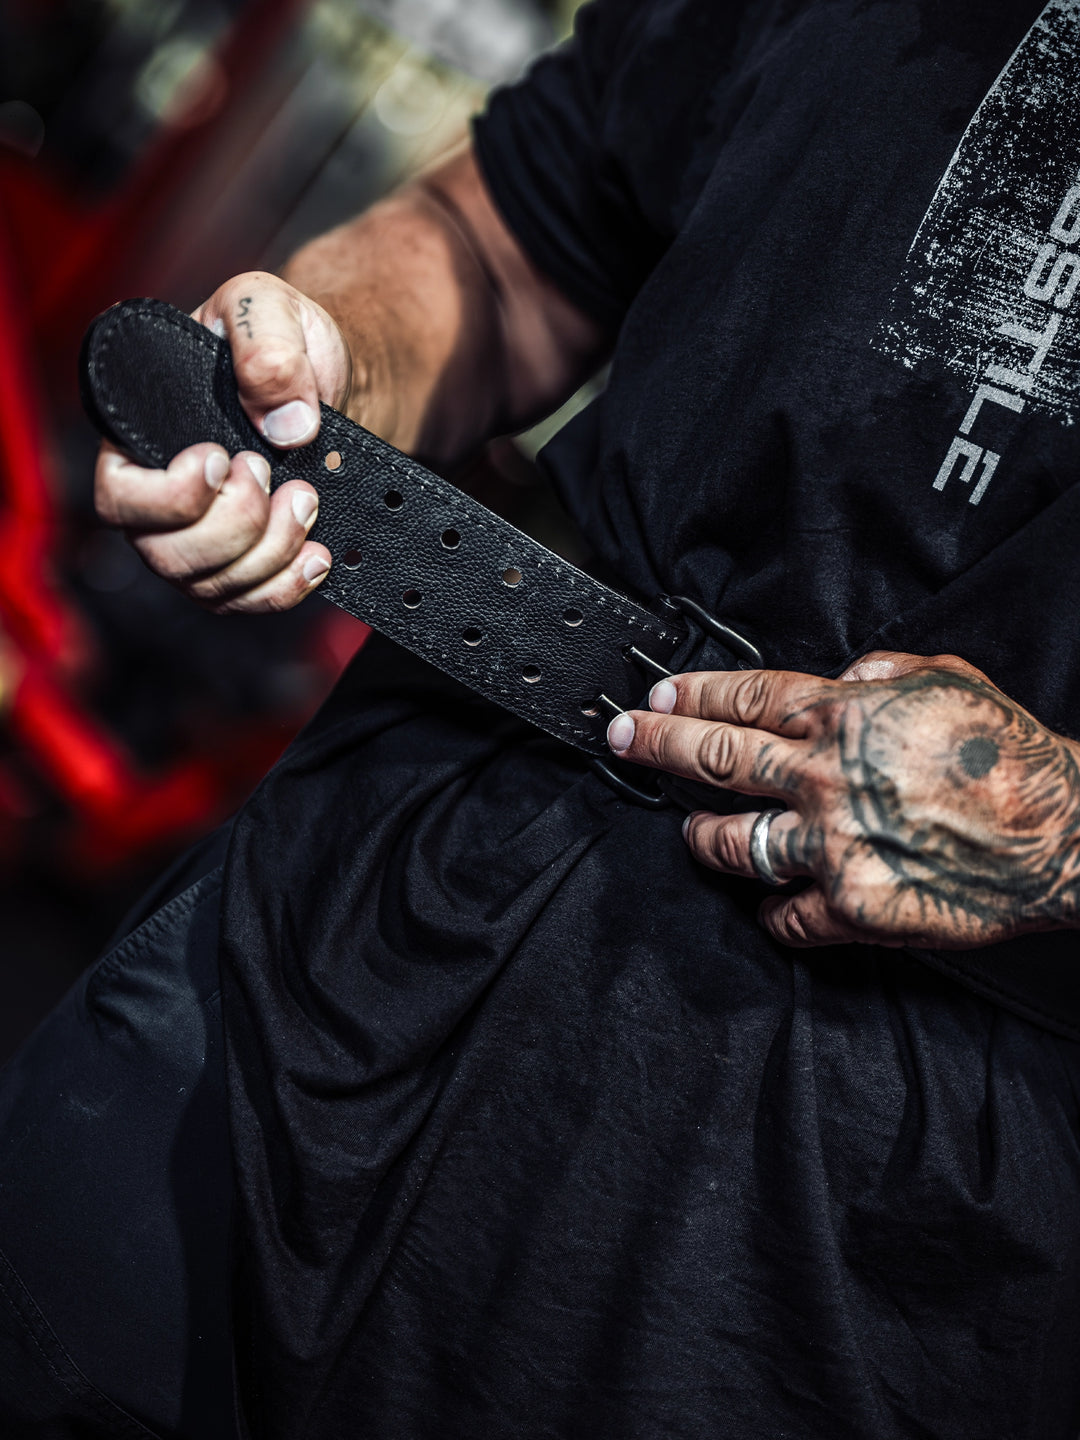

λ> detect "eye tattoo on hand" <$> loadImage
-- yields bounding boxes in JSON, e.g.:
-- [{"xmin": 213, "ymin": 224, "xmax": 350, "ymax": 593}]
[
  {"xmin": 236, "ymin": 296, "xmax": 253, "ymax": 338},
  {"xmin": 958, "ymin": 735, "xmax": 999, "ymax": 779}
]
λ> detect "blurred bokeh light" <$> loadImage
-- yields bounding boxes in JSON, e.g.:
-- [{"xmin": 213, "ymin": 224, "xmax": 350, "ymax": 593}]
[{"xmin": 0, "ymin": 0, "xmax": 585, "ymax": 1057}]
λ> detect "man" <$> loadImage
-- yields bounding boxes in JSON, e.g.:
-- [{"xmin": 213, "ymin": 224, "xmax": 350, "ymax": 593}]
[{"xmin": 2, "ymin": 0, "xmax": 1080, "ymax": 1435}]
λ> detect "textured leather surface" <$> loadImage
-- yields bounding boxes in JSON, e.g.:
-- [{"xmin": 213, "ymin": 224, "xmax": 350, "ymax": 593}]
[{"xmin": 80, "ymin": 299, "xmax": 686, "ymax": 755}]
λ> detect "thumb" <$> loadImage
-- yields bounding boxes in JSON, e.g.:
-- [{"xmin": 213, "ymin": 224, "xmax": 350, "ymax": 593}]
[
  {"xmin": 196, "ymin": 274, "xmax": 344, "ymax": 449},
  {"xmin": 837, "ymin": 650, "xmax": 927, "ymax": 683},
  {"xmin": 838, "ymin": 650, "xmax": 993, "ymax": 686}
]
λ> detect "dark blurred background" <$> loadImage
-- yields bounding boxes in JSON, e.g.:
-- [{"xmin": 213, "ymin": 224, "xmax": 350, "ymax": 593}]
[{"xmin": 0, "ymin": 0, "xmax": 591, "ymax": 1060}]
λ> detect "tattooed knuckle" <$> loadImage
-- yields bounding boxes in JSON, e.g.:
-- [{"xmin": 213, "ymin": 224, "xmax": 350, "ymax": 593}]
[
  {"xmin": 830, "ymin": 890, "xmax": 860, "ymax": 926},
  {"xmin": 836, "ymin": 692, "xmax": 861, "ymax": 724},
  {"xmin": 795, "ymin": 751, "xmax": 831, "ymax": 795},
  {"xmin": 808, "ymin": 696, "xmax": 844, "ymax": 740},
  {"xmin": 830, "ymin": 868, "xmax": 880, "ymax": 925}
]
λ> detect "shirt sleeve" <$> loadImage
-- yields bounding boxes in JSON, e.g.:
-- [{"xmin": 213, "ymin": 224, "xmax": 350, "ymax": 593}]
[{"xmin": 472, "ymin": 0, "xmax": 667, "ymax": 329}]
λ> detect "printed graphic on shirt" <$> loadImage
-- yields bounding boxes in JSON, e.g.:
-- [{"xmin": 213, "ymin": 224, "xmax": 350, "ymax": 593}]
[{"xmin": 872, "ymin": 0, "xmax": 1080, "ymax": 505}]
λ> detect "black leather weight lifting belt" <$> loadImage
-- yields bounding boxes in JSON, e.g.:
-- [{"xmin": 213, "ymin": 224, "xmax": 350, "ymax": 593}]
[
  {"xmin": 80, "ymin": 299, "xmax": 694, "ymax": 758},
  {"xmin": 80, "ymin": 302, "xmax": 1080, "ymax": 1042}
]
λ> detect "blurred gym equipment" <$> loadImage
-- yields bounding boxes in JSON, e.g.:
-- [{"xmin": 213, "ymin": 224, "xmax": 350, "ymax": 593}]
[{"xmin": 0, "ymin": 0, "xmax": 576, "ymax": 1055}]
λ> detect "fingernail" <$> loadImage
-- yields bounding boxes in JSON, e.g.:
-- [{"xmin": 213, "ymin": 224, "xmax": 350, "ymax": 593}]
[
  {"xmin": 246, "ymin": 454, "xmax": 271, "ymax": 492},
  {"xmin": 210, "ymin": 317, "xmax": 226, "ymax": 338},
  {"xmin": 302, "ymin": 555, "xmax": 330, "ymax": 584},
  {"xmin": 607, "ymin": 712, "xmax": 635, "ymax": 752},
  {"xmin": 291, "ymin": 491, "xmax": 318, "ymax": 528},
  {"xmin": 262, "ymin": 401, "xmax": 317, "ymax": 445},
  {"xmin": 650, "ymin": 679, "xmax": 677, "ymax": 713},
  {"xmin": 682, "ymin": 813, "xmax": 694, "ymax": 841},
  {"xmin": 204, "ymin": 452, "xmax": 229, "ymax": 490}
]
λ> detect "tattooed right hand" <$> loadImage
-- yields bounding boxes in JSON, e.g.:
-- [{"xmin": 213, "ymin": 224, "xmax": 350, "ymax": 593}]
[
  {"xmin": 93, "ymin": 271, "xmax": 350, "ymax": 613},
  {"xmin": 609, "ymin": 650, "xmax": 1080, "ymax": 951}
]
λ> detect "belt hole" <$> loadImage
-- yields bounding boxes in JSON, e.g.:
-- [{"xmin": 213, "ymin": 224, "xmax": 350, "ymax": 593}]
[
  {"xmin": 402, "ymin": 588, "xmax": 421, "ymax": 608},
  {"xmin": 502, "ymin": 567, "xmax": 522, "ymax": 586},
  {"xmin": 384, "ymin": 489, "xmax": 404, "ymax": 509},
  {"xmin": 522, "ymin": 664, "xmax": 541, "ymax": 683},
  {"xmin": 324, "ymin": 450, "xmax": 342, "ymax": 471},
  {"xmin": 581, "ymin": 697, "xmax": 600, "ymax": 717},
  {"xmin": 342, "ymin": 548, "xmax": 362, "ymax": 568},
  {"xmin": 441, "ymin": 528, "xmax": 461, "ymax": 549},
  {"xmin": 462, "ymin": 626, "xmax": 482, "ymax": 646},
  {"xmin": 562, "ymin": 607, "xmax": 583, "ymax": 626}
]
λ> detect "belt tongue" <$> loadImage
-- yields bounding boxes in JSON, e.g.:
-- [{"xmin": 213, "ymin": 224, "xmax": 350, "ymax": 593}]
[{"xmin": 80, "ymin": 297, "xmax": 686, "ymax": 756}]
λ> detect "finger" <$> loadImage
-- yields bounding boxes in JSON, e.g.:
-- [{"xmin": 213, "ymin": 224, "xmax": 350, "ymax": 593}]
[
  {"xmin": 131, "ymin": 451, "xmax": 271, "ymax": 580},
  {"xmin": 681, "ymin": 807, "xmax": 809, "ymax": 882},
  {"xmin": 95, "ymin": 441, "xmax": 230, "ymax": 530},
  {"xmin": 188, "ymin": 480, "xmax": 321, "ymax": 601},
  {"xmin": 646, "ymin": 669, "xmax": 828, "ymax": 737},
  {"xmin": 204, "ymin": 273, "xmax": 321, "ymax": 447},
  {"xmin": 758, "ymin": 886, "xmax": 868, "ymax": 948},
  {"xmin": 208, "ymin": 544, "xmax": 331, "ymax": 614},
  {"xmin": 608, "ymin": 709, "xmax": 804, "ymax": 798}
]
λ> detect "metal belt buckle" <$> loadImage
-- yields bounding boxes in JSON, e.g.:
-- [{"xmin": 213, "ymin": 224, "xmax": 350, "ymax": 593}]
[{"xmin": 589, "ymin": 595, "xmax": 763, "ymax": 809}]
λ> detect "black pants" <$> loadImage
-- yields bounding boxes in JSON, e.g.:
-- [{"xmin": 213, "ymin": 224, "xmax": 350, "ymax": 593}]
[
  {"xmin": 0, "ymin": 830, "xmax": 237, "ymax": 1439},
  {"xmin": 4, "ymin": 812, "xmax": 1080, "ymax": 1438}
]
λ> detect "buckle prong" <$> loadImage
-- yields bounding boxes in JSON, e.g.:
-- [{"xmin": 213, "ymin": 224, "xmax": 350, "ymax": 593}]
[
  {"xmin": 588, "ymin": 595, "xmax": 763, "ymax": 811},
  {"xmin": 596, "ymin": 692, "xmax": 625, "ymax": 718},
  {"xmin": 589, "ymin": 691, "xmax": 671, "ymax": 809},
  {"xmin": 623, "ymin": 645, "xmax": 673, "ymax": 682}
]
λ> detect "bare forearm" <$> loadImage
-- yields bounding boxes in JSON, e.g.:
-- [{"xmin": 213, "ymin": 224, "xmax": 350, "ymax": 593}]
[
  {"xmin": 281, "ymin": 148, "xmax": 608, "ymax": 468},
  {"xmin": 94, "ymin": 149, "xmax": 608, "ymax": 619},
  {"xmin": 280, "ymin": 189, "xmax": 494, "ymax": 462}
]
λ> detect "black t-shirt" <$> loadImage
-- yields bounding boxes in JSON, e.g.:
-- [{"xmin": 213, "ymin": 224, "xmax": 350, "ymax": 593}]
[
  {"xmin": 221, "ymin": 5, "xmax": 1080, "ymax": 1436},
  {"xmin": 474, "ymin": 0, "xmax": 1080, "ymax": 691}
]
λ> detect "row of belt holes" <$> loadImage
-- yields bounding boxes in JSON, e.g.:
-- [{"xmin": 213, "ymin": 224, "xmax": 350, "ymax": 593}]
[
  {"xmin": 328, "ymin": 457, "xmax": 607, "ymax": 712},
  {"xmin": 337, "ymin": 483, "xmax": 586, "ymax": 683}
]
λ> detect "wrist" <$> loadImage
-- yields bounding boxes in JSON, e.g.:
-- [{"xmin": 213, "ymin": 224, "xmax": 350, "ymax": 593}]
[{"xmin": 280, "ymin": 192, "xmax": 501, "ymax": 464}]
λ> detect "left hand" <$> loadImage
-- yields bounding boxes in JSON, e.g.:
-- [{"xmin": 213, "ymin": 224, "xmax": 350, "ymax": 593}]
[
  {"xmin": 606, "ymin": 651, "xmax": 1080, "ymax": 950},
  {"xmin": 94, "ymin": 272, "xmax": 349, "ymax": 615}
]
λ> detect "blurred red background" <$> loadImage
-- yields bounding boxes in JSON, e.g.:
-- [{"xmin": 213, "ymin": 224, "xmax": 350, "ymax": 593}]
[{"xmin": 0, "ymin": 0, "xmax": 582, "ymax": 1056}]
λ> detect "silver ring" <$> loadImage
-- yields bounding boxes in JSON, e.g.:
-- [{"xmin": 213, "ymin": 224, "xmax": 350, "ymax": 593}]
[{"xmin": 749, "ymin": 807, "xmax": 785, "ymax": 887}]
